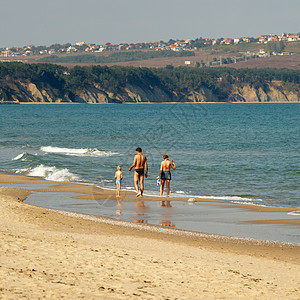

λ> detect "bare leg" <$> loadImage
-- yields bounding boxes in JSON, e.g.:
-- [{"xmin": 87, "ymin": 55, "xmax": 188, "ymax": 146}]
[
  {"xmin": 139, "ymin": 174, "xmax": 145, "ymax": 196},
  {"xmin": 116, "ymin": 184, "xmax": 121, "ymax": 197},
  {"xmin": 134, "ymin": 172, "xmax": 140, "ymax": 196},
  {"xmin": 160, "ymin": 179, "xmax": 165, "ymax": 197},
  {"xmin": 166, "ymin": 180, "xmax": 171, "ymax": 196}
]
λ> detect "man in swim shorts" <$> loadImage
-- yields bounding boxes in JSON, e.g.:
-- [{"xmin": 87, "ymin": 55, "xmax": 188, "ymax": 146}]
[{"xmin": 129, "ymin": 147, "xmax": 148, "ymax": 197}]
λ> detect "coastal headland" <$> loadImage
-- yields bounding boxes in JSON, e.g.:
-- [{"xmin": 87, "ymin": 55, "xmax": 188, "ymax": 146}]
[
  {"xmin": 0, "ymin": 173, "xmax": 299, "ymax": 299},
  {"xmin": 0, "ymin": 62, "xmax": 299, "ymax": 103}
]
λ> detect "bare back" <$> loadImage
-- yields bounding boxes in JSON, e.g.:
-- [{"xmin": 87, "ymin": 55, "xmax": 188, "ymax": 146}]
[
  {"xmin": 161, "ymin": 160, "xmax": 172, "ymax": 171},
  {"xmin": 134, "ymin": 153, "xmax": 147, "ymax": 169}
]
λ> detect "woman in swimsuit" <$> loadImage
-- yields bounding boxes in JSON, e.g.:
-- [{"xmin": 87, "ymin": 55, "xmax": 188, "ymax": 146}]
[{"xmin": 157, "ymin": 154, "xmax": 176, "ymax": 197}]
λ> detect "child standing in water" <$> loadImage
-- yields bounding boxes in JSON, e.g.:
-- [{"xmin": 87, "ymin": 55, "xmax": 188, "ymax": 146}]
[{"xmin": 115, "ymin": 165, "xmax": 123, "ymax": 197}]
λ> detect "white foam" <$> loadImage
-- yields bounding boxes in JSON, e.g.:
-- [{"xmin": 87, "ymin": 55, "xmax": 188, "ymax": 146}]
[
  {"xmin": 40, "ymin": 146, "xmax": 118, "ymax": 157},
  {"xmin": 12, "ymin": 152, "xmax": 26, "ymax": 160},
  {"xmin": 288, "ymin": 211, "xmax": 300, "ymax": 216},
  {"xmin": 187, "ymin": 198, "xmax": 196, "ymax": 202},
  {"xmin": 15, "ymin": 168, "xmax": 30, "ymax": 174},
  {"xmin": 201, "ymin": 195, "xmax": 263, "ymax": 202},
  {"xmin": 175, "ymin": 190, "xmax": 186, "ymax": 194},
  {"xmin": 231, "ymin": 201, "xmax": 266, "ymax": 206},
  {"xmin": 27, "ymin": 164, "xmax": 80, "ymax": 182}
]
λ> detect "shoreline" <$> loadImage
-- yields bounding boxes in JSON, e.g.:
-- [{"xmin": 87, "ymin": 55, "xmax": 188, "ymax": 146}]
[
  {"xmin": 5, "ymin": 170, "xmax": 300, "ymax": 208},
  {"xmin": 1, "ymin": 173, "xmax": 299, "ymax": 256},
  {"xmin": 2, "ymin": 170, "xmax": 300, "ymax": 209},
  {"xmin": 1, "ymin": 172, "xmax": 300, "ymax": 223},
  {"xmin": 1, "ymin": 173, "xmax": 300, "ymax": 298},
  {"xmin": 1, "ymin": 172, "xmax": 300, "ymax": 233},
  {"xmin": 14, "ymin": 101, "xmax": 300, "ymax": 104}
]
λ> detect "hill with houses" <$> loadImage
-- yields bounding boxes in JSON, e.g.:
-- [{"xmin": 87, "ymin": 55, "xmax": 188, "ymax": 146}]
[{"xmin": 1, "ymin": 33, "xmax": 300, "ymax": 70}]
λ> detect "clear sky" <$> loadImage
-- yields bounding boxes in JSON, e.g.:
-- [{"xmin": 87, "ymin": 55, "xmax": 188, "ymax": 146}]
[{"xmin": 0, "ymin": 0, "xmax": 299, "ymax": 47}]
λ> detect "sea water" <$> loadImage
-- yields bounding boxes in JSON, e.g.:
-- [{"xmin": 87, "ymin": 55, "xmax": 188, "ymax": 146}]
[{"xmin": 0, "ymin": 103, "xmax": 299, "ymax": 208}]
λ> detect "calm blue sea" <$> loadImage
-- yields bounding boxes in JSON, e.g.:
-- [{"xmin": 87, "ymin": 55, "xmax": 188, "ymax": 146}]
[{"xmin": 0, "ymin": 103, "xmax": 299, "ymax": 208}]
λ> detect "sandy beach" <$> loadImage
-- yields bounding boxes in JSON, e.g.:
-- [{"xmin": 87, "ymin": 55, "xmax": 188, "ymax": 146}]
[{"xmin": 0, "ymin": 173, "xmax": 300, "ymax": 299}]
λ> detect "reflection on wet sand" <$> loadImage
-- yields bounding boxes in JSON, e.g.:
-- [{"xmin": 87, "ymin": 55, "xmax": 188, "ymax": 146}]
[
  {"xmin": 115, "ymin": 199, "xmax": 176, "ymax": 227},
  {"xmin": 161, "ymin": 220, "xmax": 176, "ymax": 227},
  {"xmin": 160, "ymin": 200, "xmax": 176, "ymax": 227},
  {"xmin": 116, "ymin": 199, "xmax": 123, "ymax": 216},
  {"xmin": 160, "ymin": 200, "xmax": 172, "ymax": 207},
  {"xmin": 130, "ymin": 200, "xmax": 176, "ymax": 227},
  {"xmin": 134, "ymin": 216, "xmax": 148, "ymax": 224},
  {"xmin": 134, "ymin": 200, "xmax": 148, "ymax": 223}
]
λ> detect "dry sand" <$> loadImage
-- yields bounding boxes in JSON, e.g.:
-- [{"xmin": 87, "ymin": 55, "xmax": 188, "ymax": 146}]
[{"xmin": 0, "ymin": 173, "xmax": 300, "ymax": 299}]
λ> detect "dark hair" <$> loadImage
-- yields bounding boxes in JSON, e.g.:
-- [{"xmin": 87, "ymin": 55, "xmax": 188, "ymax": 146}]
[
  {"xmin": 163, "ymin": 154, "xmax": 168, "ymax": 159},
  {"xmin": 136, "ymin": 147, "xmax": 142, "ymax": 152}
]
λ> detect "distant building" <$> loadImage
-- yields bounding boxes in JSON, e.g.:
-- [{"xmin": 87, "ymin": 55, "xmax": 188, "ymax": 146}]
[
  {"xmin": 234, "ymin": 38, "xmax": 242, "ymax": 44},
  {"xmin": 75, "ymin": 42, "xmax": 86, "ymax": 46},
  {"xmin": 288, "ymin": 35, "xmax": 299, "ymax": 42},
  {"xmin": 174, "ymin": 41, "xmax": 188, "ymax": 47},
  {"xmin": 259, "ymin": 34, "xmax": 278, "ymax": 43},
  {"xmin": 95, "ymin": 47, "xmax": 105, "ymax": 52},
  {"xmin": 204, "ymin": 38, "xmax": 212, "ymax": 45},
  {"xmin": 259, "ymin": 35, "xmax": 268, "ymax": 43},
  {"xmin": 67, "ymin": 46, "xmax": 78, "ymax": 53},
  {"xmin": 221, "ymin": 38, "xmax": 234, "ymax": 45},
  {"xmin": 24, "ymin": 50, "xmax": 33, "ymax": 56},
  {"xmin": 278, "ymin": 36, "xmax": 288, "ymax": 41},
  {"xmin": 1, "ymin": 50, "xmax": 12, "ymax": 57},
  {"xmin": 258, "ymin": 49, "xmax": 267, "ymax": 57}
]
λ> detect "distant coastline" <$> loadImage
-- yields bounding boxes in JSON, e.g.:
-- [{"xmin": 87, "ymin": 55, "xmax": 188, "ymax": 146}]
[
  {"xmin": 15, "ymin": 101, "xmax": 300, "ymax": 104},
  {"xmin": 0, "ymin": 62, "xmax": 299, "ymax": 103}
]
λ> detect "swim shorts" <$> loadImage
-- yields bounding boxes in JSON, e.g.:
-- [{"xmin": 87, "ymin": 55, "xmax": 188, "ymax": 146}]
[{"xmin": 160, "ymin": 171, "xmax": 171, "ymax": 180}]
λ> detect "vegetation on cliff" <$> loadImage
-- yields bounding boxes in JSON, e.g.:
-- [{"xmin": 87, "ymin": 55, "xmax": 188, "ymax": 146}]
[{"xmin": 0, "ymin": 62, "xmax": 299, "ymax": 103}]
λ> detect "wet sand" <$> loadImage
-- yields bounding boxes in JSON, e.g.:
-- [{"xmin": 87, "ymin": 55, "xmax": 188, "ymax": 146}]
[
  {"xmin": 31, "ymin": 182, "xmax": 300, "ymax": 228},
  {"xmin": 246, "ymin": 219, "xmax": 300, "ymax": 225},
  {"xmin": 1, "ymin": 173, "xmax": 300, "ymax": 299}
]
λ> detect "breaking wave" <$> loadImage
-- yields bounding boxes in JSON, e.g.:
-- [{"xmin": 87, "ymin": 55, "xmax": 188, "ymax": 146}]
[
  {"xmin": 13, "ymin": 153, "xmax": 26, "ymax": 161},
  {"xmin": 21, "ymin": 164, "xmax": 81, "ymax": 182},
  {"xmin": 12, "ymin": 152, "xmax": 41, "ymax": 162},
  {"xmin": 40, "ymin": 146, "xmax": 118, "ymax": 157}
]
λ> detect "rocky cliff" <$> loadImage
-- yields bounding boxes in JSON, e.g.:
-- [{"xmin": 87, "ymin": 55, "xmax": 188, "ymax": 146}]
[
  {"xmin": 0, "ymin": 79, "xmax": 299, "ymax": 104},
  {"xmin": 228, "ymin": 84, "xmax": 299, "ymax": 102}
]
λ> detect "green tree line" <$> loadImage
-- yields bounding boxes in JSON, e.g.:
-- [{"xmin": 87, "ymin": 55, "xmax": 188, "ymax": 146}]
[{"xmin": 38, "ymin": 50, "xmax": 195, "ymax": 64}]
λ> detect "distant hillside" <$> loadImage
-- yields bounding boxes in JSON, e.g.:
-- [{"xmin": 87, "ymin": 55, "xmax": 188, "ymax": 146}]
[
  {"xmin": 0, "ymin": 62, "xmax": 299, "ymax": 103},
  {"xmin": 2, "ymin": 43, "xmax": 300, "ymax": 70},
  {"xmin": 223, "ymin": 54, "xmax": 300, "ymax": 70},
  {"xmin": 37, "ymin": 50, "xmax": 195, "ymax": 64}
]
